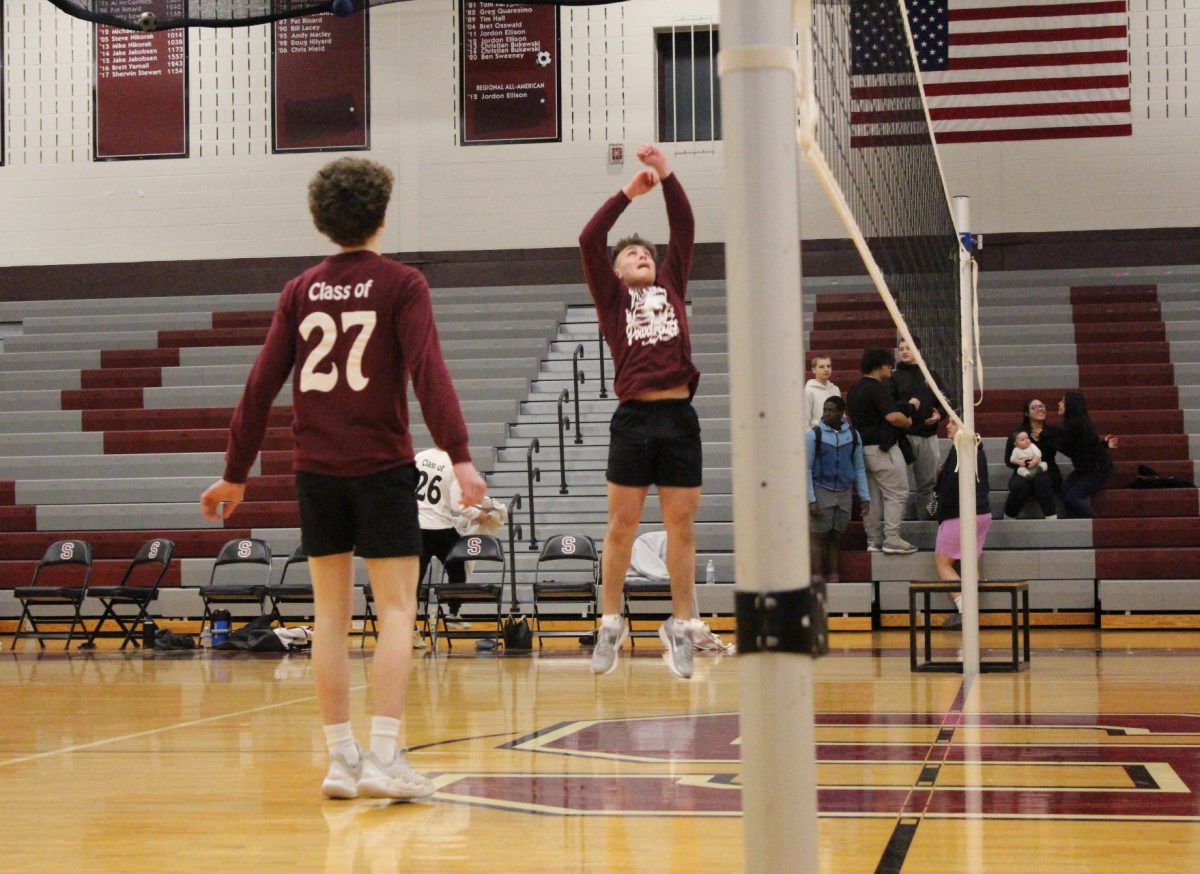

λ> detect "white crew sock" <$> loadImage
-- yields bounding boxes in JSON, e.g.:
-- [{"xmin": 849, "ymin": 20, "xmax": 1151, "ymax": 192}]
[
  {"xmin": 369, "ymin": 715, "xmax": 402, "ymax": 763},
  {"xmin": 601, "ymin": 613, "xmax": 623, "ymax": 628},
  {"xmin": 323, "ymin": 721, "xmax": 359, "ymax": 765},
  {"xmin": 952, "ymin": 594, "xmax": 963, "ymax": 614}
]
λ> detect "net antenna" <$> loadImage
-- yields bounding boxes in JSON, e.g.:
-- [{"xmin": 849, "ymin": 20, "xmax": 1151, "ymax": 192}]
[{"xmin": 795, "ymin": 0, "xmax": 985, "ymax": 681}]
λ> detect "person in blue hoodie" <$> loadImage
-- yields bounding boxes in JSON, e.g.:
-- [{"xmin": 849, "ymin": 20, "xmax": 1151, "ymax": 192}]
[{"xmin": 807, "ymin": 396, "xmax": 870, "ymax": 585}]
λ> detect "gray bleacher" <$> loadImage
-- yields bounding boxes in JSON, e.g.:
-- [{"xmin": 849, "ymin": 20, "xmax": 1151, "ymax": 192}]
[{"xmin": 2, "ymin": 267, "xmax": 1198, "ymax": 626}]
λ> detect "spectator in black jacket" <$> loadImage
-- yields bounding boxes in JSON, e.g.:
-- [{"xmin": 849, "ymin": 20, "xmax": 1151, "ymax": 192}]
[
  {"xmin": 892, "ymin": 336, "xmax": 946, "ymax": 520},
  {"xmin": 934, "ymin": 418, "xmax": 992, "ymax": 629},
  {"xmin": 1057, "ymin": 391, "xmax": 1118, "ymax": 518},
  {"xmin": 846, "ymin": 347, "xmax": 918, "ymax": 555}
]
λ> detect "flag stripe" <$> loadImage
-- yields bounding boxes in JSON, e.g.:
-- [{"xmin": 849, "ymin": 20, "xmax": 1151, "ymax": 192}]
[
  {"xmin": 945, "ymin": 49, "xmax": 1128, "ymax": 70},
  {"xmin": 920, "ymin": 74, "xmax": 1129, "ymax": 96},
  {"xmin": 853, "ymin": 99, "xmax": 1129, "ymax": 124},
  {"xmin": 935, "ymin": 111, "xmax": 1131, "ymax": 130},
  {"xmin": 949, "ymin": 37, "xmax": 1127, "ymax": 58},
  {"xmin": 948, "ymin": 2, "xmax": 1127, "ymax": 22},
  {"xmin": 952, "ymin": 25, "xmax": 1126, "ymax": 45},
  {"xmin": 934, "ymin": 123, "xmax": 1132, "ymax": 142},
  {"xmin": 918, "ymin": 62, "xmax": 1129, "ymax": 83},
  {"xmin": 856, "ymin": 88, "xmax": 1129, "ymax": 110},
  {"xmin": 951, "ymin": 12, "xmax": 1125, "ymax": 32}
]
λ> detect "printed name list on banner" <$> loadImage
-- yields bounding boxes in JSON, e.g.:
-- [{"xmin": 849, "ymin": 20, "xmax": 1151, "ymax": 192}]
[
  {"xmin": 94, "ymin": 0, "xmax": 188, "ymax": 160},
  {"xmin": 273, "ymin": 1, "xmax": 369, "ymax": 152},
  {"xmin": 459, "ymin": 2, "xmax": 560, "ymax": 145}
]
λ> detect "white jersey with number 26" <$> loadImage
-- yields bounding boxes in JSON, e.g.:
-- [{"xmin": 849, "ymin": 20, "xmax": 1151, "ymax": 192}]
[{"xmin": 414, "ymin": 448, "xmax": 463, "ymax": 530}]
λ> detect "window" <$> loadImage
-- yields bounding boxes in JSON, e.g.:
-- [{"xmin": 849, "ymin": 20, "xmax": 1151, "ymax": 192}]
[{"xmin": 656, "ymin": 26, "xmax": 721, "ymax": 144}]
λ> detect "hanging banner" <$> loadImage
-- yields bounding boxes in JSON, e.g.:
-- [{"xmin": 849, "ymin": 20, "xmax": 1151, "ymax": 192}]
[
  {"xmin": 273, "ymin": 4, "xmax": 370, "ymax": 152},
  {"xmin": 459, "ymin": 2, "xmax": 560, "ymax": 145},
  {"xmin": 94, "ymin": 0, "xmax": 188, "ymax": 160}
]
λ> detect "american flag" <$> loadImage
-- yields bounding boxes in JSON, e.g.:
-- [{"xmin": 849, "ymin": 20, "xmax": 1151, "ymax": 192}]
[{"xmin": 850, "ymin": 0, "xmax": 1132, "ymax": 146}]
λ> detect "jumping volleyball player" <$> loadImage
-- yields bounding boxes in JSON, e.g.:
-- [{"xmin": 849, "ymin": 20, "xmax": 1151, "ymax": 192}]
[
  {"xmin": 200, "ymin": 157, "xmax": 486, "ymax": 800},
  {"xmin": 580, "ymin": 144, "xmax": 706, "ymax": 680}
]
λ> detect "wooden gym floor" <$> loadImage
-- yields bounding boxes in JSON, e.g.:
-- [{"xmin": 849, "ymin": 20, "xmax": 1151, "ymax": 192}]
[{"xmin": 2, "ymin": 629, "xmax": 1199, "ymax": 873}]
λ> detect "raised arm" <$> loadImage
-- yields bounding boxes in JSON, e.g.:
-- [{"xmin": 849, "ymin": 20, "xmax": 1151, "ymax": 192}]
[
  {"xmin": 637, "ymin": 145, "xmax": 694, "ymax": 293},
  {"xmin": 579, "ymin": 175, "xmax": 643, "ymax": 309}
]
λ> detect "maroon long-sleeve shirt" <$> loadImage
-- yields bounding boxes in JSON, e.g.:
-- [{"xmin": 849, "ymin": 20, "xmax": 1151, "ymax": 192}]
[
  {"xmin": 223, "ymin": 251, "xmax": 471, "ymax": 483},
  {"xmin": 579, "ymin": 173, "xmax": 700, "ymax": 401}
]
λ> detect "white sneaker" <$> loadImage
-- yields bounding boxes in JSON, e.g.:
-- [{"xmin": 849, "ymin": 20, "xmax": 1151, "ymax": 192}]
[
  {"xmin": 866, "ymin": 541, "xmax": 884, "ymax": 553},
  {"xmin": 658, "ymin": 619, "xmax": 695, "ymax": 679},
  {"xmin": 321, "ymin": 745, "xmax": 363, "ymax": 800},
  {"xmin": 590, "ymin": 617, "xmax": 629, "ymax": 675},
  {"xmin": 688, "ymin": 618, "xmax": 735, "ymax": 655},
  {"xmin": 411, "ymin": 628, "xmax": 427, "ymax": 649},
  {"xmin": 356, "ymin": 750, "xmax": 436, "ymax": 800}
]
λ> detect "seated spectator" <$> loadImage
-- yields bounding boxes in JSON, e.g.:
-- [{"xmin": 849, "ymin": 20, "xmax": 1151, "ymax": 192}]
[
  {"xmin": 1002, "ymin": 398, "xmax": 1061, "ymax": 520},
  {"xmin": 1057, "ymin": 391, "xmax": 1119, "ymax": 518},
  {"xmin": 934, "ymin": 418, "xmax": 992, "ymax": 629},
  {"xmin": 806, "ymin": 396, "xmax": 870, "ymax": 585}
]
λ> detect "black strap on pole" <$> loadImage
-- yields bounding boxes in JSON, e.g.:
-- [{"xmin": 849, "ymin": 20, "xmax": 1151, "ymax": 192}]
[{"xmin": 735, "ymin": 586, "xmax": 830, "ymax": 657}]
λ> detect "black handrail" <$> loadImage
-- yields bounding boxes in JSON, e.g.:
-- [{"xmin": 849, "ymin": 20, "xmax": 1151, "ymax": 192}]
[
  {"xmin": 507, "ymin": 493, "xmax": 522, "ymax": 612},
  {"xmin": 556, "ymin": 388, "xmax": 571, "ymax": 495},
  {"xmin": 571, "ymin": 343, "xmax": 586, "ymax": 445},
  {"xmin": 525, "ymin": 439, "xmax": 541, "ymax": 550},
  {"xmin": 597, "ymin": 327, "xmax": 608, "ymax": 398}
]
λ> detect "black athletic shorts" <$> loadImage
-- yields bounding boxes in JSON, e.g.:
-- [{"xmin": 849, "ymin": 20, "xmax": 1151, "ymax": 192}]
[
  {"xmin": 606, "ymin": 398, "xmax": 703, "ymax": 488},
  {"xmin": 295, "ymin": 463, "xmax": 421, "ymax": 558}
]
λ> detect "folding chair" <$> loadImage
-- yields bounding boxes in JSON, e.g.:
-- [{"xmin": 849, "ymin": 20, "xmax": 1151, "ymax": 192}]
[
  {"xmin": 271, "ymin": 544, "xmax": 314, "ymax": 625},
  {"xmin": 199, "ymin": 538, "xmax": 274, "ymax": 635},
  {"xmin": 426, "ymin": 534, "xmax": 505, "ymax": 651},
  {"xmin": 83, "ymin": 538, "xmax": 175, "ymax": 650},
  {"xmin": 531, "ymin": 534, "xmax": 600, "ymax": 647},
  {"xmin": 12, "ymin": 539, "xmax": 93, "ymax": 650},
  {"xmin": 622, "ymin": 531, "xmax": 674, "ymax": 647}
]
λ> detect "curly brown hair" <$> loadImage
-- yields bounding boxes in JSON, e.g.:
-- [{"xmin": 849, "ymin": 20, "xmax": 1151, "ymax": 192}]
[
  {"xmin": 307, "ymin": 158, "xmax": 393, "ymax": 247},
  {"xmin": 611, "ymin": 234, "xmax": 657, "ymax": 264}
]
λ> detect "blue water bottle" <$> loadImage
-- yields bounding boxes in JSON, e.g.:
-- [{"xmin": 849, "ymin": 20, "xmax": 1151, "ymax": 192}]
[{"xmin": 211, "ymin": 610, "xmax": 232, "ymax": 646}]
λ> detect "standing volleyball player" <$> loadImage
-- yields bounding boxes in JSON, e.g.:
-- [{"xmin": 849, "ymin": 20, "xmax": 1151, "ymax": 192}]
[
  {"xmin": 580, "ymin": 144, "xmax": 704, "ymax": 680},
  {"xmin": 200, "ymin": 158, "xmax": 486, "ymax": 800}
]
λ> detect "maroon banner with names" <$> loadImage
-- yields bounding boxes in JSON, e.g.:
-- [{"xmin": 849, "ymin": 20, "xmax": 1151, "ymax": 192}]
[
  {"xmin": 273, "ymin": 5, "xmax": 370, "ymax": 152},
  {"xmin": 94, "ymin": 0, "xmax": 188, "ymax": 160},
  {"xmin": 459, "ymin": 2, "xmax": 560, "ymax": 145}
]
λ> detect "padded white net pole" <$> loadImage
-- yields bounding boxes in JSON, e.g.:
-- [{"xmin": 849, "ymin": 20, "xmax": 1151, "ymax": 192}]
[
  {"xmin": 955, "ymin": 195, "xmax": 981, "ymax": 685},
  {"xmin": 719, "ymin": 0, "xmax": 820, "ymax": 870}
]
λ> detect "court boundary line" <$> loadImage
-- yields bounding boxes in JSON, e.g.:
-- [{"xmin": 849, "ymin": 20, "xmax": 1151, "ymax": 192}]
[{"xmin": 0, "ymin": 682, "xmax": 367, "ymax": 770}]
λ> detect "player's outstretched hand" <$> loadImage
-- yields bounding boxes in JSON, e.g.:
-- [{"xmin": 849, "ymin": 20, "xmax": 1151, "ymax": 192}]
[
  {"xmin": 622, "ymin": 168, "xmax": 659, "ymax": 200},
  {"xmin": 454, "ymin": 461, "xmax": 488, "ymax": 507},
  {"xmin": 636, "ymin": 144, "xmax": 672, "ymax": 178},
  {"xmin": 200, "ymin": 479, "xmax": 246, "ymax": 521}
]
